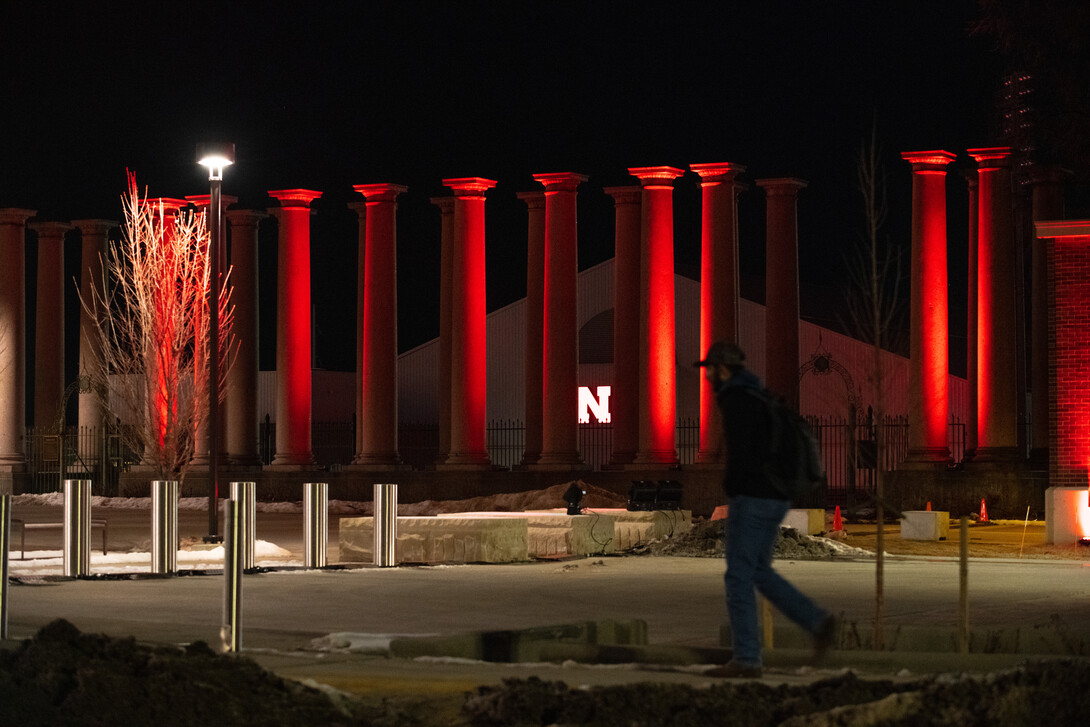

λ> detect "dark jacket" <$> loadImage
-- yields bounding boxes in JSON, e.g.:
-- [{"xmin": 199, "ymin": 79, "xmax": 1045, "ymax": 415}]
[{"xmin": 717, "ymin": 367, "xmax": 783, "ymax": 500}]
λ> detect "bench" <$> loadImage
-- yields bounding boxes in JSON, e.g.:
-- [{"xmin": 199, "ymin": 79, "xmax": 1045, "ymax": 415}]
[{"xmin": 10, "ymin": 518, "xmax": 109, "ymax": 559}]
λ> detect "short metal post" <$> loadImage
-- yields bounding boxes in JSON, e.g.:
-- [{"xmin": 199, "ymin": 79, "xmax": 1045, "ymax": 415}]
[
  {"xmin": 229, "ymin": 481, "xmax": 256, "ymax": 570},
  {"xmin": 151, "ymin": 480, "xmax": 179, "ymax": 574},
  {"xmin": 374, "ymin": 483, "xmax": 398, "ymax": 567},
  {"xmin": 304, "ymin": 482, "xmax": 328, "ymax": 568},
  {"xmin": 1, "ymin": 494, "xmax": 11, "ymax": 639},
  {"xmin": 63, "ymin": 479, "xmax": 92, "ymax": 578},
  {"xmin": 221, "ymin": 499, "xmax": 243, "ymax": 653}
]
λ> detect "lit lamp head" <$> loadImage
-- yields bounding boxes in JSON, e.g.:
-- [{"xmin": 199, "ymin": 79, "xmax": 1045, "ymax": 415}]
[
  {"xmin": 563, "ymin": 482, "xmax": 585, "ymax": 516},
  {"xmin": 197, "ymin": 142, "xmax": 235, "ymax": 181}
]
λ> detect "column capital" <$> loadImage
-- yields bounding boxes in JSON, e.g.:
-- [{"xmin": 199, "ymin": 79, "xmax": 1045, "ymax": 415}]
[
  {"xmin": 353, "ymin": 183, "xmax": 408, "ymax": 203},
  {"xmin": 604, "ymin": 186, "xmax": 641, "ymax": 206},
  {"xmin": 268, "ymin": 189, "xmax": 322, "ymax": 208},
  {"xmin": 689, "ymin": 162, "xmax": 746, "ymax": 184},
  {"xmin": 531, "ymin": 172, "xmax": 588, "ymax": 193},
  {"xmin": 968, "ymin": 147, "xmax": 1013, "ymax": 168},
  {"xmin": 516, "ymin": 190, "xmax": 545, "ymax": 209},
  {"xmin": 756, "ymin": 177, "xmax": 808, "ymax": 195},
  {"xmin": 28, "ymin": 220, "xmax": 73, "ymax": 238},
  {"xmin": 224, "ymin": 208, "xmax": 268, "ymax": 227},
  {"xmin": 901, "ymin": 150, "xmax": 957, "ymax": 173},
  {"xmin": 628, "ymin": 166, "xmax": 685, "ymax": 188},
  {"xmin": 443, "ymin": 177, "xmax": 497, "ymax": 197},
  {"xmin": 0, "ymin": 208, "xmax": 36, "ymax": 226},
  {"xmin": 347, "ymin": 200, "xmax": 368, "ymax": 219},
  {"xmin": 72, "ymin": 219, "xmax": 119, "ymax": 236},
  {"xmin": 430, "ymin": 195, "xmax": 455, "ymax": 213},
  {"xmin": 185, "ymin": 194, "xmax": 239, "ymax": 210}
]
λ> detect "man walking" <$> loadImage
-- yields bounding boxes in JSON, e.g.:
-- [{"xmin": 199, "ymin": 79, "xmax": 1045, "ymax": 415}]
[{"xmin": 696, "ymin": 341, "xmax": 834, "ymax": 678}]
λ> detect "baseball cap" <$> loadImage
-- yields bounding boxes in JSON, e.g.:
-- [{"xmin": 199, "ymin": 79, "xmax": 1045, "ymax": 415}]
[{"xmin": 694, "ymin": 341, "xmax": 746, "ymax": 368}]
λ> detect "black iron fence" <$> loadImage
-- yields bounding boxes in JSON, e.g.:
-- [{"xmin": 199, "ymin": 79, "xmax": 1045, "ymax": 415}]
[{"xmin": 25, "ymin": 425, "xmax": 137, "ymax": 496}]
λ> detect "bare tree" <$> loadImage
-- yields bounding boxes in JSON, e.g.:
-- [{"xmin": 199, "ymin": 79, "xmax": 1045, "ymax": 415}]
[
  {"xmin": 842, "ymin": 125, "xmax": 905, "ymax": 651},
  {"xmin": 81, "ymin": 174, "xmax": 234, "ymax": 481}
]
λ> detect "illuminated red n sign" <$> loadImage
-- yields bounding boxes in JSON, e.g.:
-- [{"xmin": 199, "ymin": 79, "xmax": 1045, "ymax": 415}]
[{"xmin": 578, "ymin": 386, "xmax": 611, "ymax": 423}]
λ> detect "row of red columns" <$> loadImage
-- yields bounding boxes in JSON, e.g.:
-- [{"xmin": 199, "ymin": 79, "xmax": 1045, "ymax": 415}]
[{"xmin": 903, "ymin": 147, "xmax": 1058, "ymax": 466}]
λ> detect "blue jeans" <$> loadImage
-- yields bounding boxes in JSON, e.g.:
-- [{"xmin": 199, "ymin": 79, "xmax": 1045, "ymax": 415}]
[{"xmin": 724, "ymin": 495, "xmax": 828, "ymax": 667}]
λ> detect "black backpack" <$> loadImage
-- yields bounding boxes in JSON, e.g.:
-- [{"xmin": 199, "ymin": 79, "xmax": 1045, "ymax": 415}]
[{"xmin": 743, "ymin": 388, "xmax": 825, "ymax": 502}]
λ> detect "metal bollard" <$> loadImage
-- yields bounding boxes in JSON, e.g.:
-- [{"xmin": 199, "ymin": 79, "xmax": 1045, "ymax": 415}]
[
  {"xmin": 303, "ymin": 482, "xmax": 328, "ymax": 568},
  {"xmin": 1, "ymin": 494, "xmax": 10, "ymax": 639},
  {"xmin": 229, "ymin": 481, "xmax": 256, "ymax": 570},
  {"xmin": 63, "ymin": 479, "xmax": 92, "ymax": 578},
  {"xmin": 151, "ymin": 480, "xmax": 179, "ymax": 574},
  {"xmin": 221, "ymin": 499, "xmax": 243, "ymax": 653},
  {"xmin": 374, "ymin": 483, "xmax": 398, "ymax": 567}
]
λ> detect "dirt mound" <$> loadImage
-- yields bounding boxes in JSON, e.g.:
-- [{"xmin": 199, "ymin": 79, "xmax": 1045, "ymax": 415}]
[
  {"xmin": 0, "ymin": 620, "xmax": 387, "ymax": 726},
  {"xmin": 626, "ymin": 519, "xmax": 858, "ymax": 560},
  {"xmin": 465, "ymin": 661, "xmax": 1090, "ymax": 726}
]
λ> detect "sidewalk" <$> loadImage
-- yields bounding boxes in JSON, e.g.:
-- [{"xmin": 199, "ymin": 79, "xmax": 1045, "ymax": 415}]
[{"xmin": 5, "ymin": 501, "xmax": 1090, "ymax": 694}]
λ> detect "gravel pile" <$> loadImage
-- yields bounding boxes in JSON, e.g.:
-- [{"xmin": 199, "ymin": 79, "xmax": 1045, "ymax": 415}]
[{"xmin": 626, "ymin": 519, "xmax": 868, "ymax": 560}]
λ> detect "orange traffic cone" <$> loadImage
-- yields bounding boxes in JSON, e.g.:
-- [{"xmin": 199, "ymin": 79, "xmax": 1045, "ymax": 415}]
[
  {"xmin": 979, "ymin": 498, "xmax": 989, "ymax": 522},
  {"xmin": 926, "ymin": 501, "xmax": 931, "ymax": 511},
  {"xmin": 833, "ymin": 505, "xmax": 843, "ymax": 531}
]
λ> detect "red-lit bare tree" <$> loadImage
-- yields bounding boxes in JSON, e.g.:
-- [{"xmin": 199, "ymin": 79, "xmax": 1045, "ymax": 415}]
[{"xmin": 81, "ymin": 174, "xmax": 234, "ymax": 480}]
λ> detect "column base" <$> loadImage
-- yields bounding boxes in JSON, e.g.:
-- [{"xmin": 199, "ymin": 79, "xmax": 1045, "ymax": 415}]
[
  {"xmin": 268, "ymin": 453, "xmax": 317, "ymax": 470},
  {"xmin": 900, "ymin": 447, "xmax": 952, "ymax": 469},
  {"xmin": 631, "ymin": 450, "xmax": 680, "ymax": 468},
  {"xmin": 966, "ymin": 446, "xmax": 1024, "ymax": 468},
  {"xmin": 225, "ymin": 454, "xmax": 264, "ymax": 468},
  {"xmin": 346, "ymin": 460, "xmax": 408, "ymax": 472},
  {"xmin": 694, "ymin": 448, "xmax": 725, "ymax": 465},
  {"xmin": 189, "ymin": 454, "xmax": 210, "ymax": 467},
  {"xmin": 517, "ymin": 452, "xmax": 541, "ymax": 468},
  {"xmin": 533, "ymin": 451, "xmax": 584, "ymax": 468},
  {"xmin": 437, "ymin": 451, "xmax": 492, "ymax": 469},
  {"xmin": 350, "ymin": 452, "xmax": 403, "ymax": 468}
]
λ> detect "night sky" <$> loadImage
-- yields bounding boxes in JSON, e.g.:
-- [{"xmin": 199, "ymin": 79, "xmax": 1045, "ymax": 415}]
[{"xmin": 2, "ymin": 1, "xmax": 1004, "ymax": 375}]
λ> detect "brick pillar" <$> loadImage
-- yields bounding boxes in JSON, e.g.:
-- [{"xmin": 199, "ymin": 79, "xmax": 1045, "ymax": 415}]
[
  {"xmin": 268, "ymin": 189, "xmax": 322, "ymax": 468},
  {"xmin": 0, "ymin": 209, "xmax": 34, "ymax": 467},
  {"xmin": 72, "ymin": 219, "xmax": 117, "ymax": 438},
  {"xmin": 185, "ymin": 194, "xmax": 237, "ymax": 467},
  {"xmin": 533, "ymin": 173, "xmax": 587, "ymax": 467},
  {"xmin": 901, "ymin": 151, "xmax": 956, "ymax": 463},
  {"xmin": 1030, "ymin": 168, "xmax": 1066, "ymax": 464},
  {"xmin": 223, "ymin": 209, "xmax": 266, "ymax": 466},
  {"xmin": 441, "ymin": 177, "xmax": 496, "ymax": 467},
  {"xmin": 517, "ymin": 190, "xmax": 545, "ymax": 466},
  {"xmin": 968, "ymin": 148, "xmax": 1019, "ymax": 462},
  {"xmin": 352, "ymin": 183, "xmax": 407, "ymax": 467},
  {"xmin": 605, "ymin": 186, "xmax": 641, "ymax": 466},
  {"xmin": 629, "ymin": 167, "xmax": 683, "ymax": 466},
  {"xmin": 1037, "ymin": 220, "xmax": 1090, "ymax": 489},
  {"xmin": 758, "ymin": 178, "xmax": 807, "ymax": 407},
  {"xmin": 430, "ymin": 196, "xmax": 455, "ymax": 462},
  {"xmin": 29, "ymin": 221, "xmax": 72, "ymax": 428},
  {"xmin": 690, "ymin": 162, "xmax": 745, "ymax": 463}
]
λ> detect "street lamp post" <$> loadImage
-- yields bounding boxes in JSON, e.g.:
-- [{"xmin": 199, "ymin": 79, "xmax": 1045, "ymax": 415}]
[{"xmin": 197, "ymin": 142, "xmax": 234, "ymax": 543}]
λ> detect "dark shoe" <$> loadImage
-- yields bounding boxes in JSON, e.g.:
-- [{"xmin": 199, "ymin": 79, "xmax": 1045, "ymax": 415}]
[
  {"xmin": 706, "ymin": 661, "xmax": 763, "ymax": 679},
  {"xmin": 813, "ymin": 615, "xmax": 837, "ymax": 664}
]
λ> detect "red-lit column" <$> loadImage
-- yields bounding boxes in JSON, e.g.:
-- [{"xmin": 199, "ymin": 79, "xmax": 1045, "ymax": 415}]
[
  {"xmin": 186, "ymin": 194, "xmax": 237, "ymax": 466},
  {"xmin": 223, "ymin": 208, "xmax": 266, "ymax": 466},
  {"xmin": 533, "ymin": 173, "xmax": 587, "ymax": 467},
  {"xmin": 29, "ymin": 221, "xmax": 71, "ymax": 428},
  {"xmin": 964, "ymin": 171, "xmax": 979, "ymax": 458},
  {"xmin": 605, "ymin": 186, "xmax": 641, "ymax": 466},
  {"xmin": 1030, "ymin": 167, "xmax": 1065, "ymax": 463},
  {"xmin": 629, "ymin": 167, "xmax": 683, "ymax": 465},
  {"xmin": 969, "ymin": 148, "xmax": 1019, "ymax": 462},
  {"xmin": 430, "ymin": 196, "xmax": 455, "ymax": 462},
  {"xmin": 758, "ymin": 178, "xmax": 807, "ymax": 407},
  {"xmin": 0, "ymin": 209, "xmax": 34, "ymax": 467},
  {"xmin": 517, "ymin": 190, "xmax": 545, "ymax": 466},
  {"xmin": 351, "ymin": 183, "xmax": 407, "ymax": 467},
  {"xmin": 690, "ymin": 162, "xmax": 745, "ymax": 463},
  {"xmin": 902, "ymin": 151, "xmax": 956, "ymax": 463},
  {"xmin": 441, "ymin": 177, "xmax": 496, "ymax": 467},
  {"xmin": 268, "ymin": 189, "xmax": 322, "ymax": 468},
  {"xmin": 72, "ymin": 219, "xmax": 117, "ymax": 437}
]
